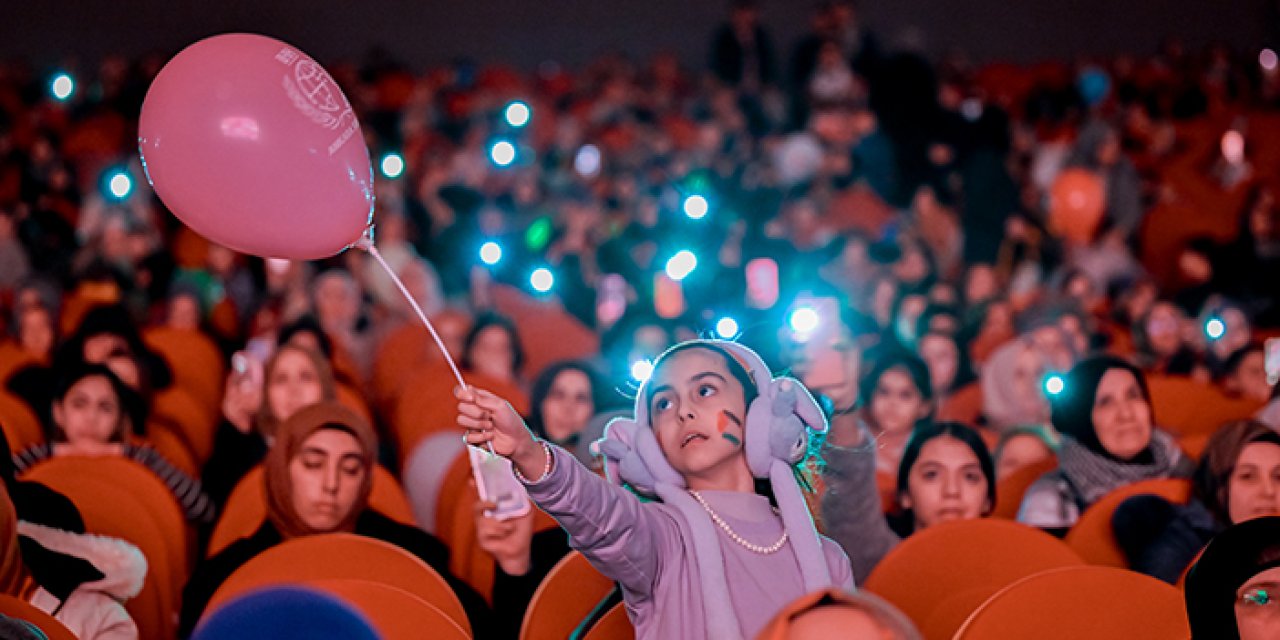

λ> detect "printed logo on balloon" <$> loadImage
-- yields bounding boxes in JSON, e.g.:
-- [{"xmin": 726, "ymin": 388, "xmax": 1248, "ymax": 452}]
[{"xmin": 276, "ymin": 49, "xmax": 359, "ymax": 157}]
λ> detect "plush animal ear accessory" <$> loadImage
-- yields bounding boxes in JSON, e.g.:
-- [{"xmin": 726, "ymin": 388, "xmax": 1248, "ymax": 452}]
[{"xmin": 594, "ymin": 339, "xmax": 836, "ymax": 639}]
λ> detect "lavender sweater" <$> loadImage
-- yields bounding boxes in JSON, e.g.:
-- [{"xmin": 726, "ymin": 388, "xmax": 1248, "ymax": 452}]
[{"xmin": 523, "ymin": 446, "xmax": 854, "ymax": 639}]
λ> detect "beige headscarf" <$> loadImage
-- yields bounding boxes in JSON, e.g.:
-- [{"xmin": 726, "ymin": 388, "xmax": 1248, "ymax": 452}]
[{"xmin": 264, "ymin": 402, "xmax": 376, "ymax": 539}]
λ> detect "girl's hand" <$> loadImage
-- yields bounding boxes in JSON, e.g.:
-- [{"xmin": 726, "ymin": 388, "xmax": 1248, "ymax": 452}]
[{"xmin": 456, "ymin": 387, "xmax": 544, "ymax": 474}]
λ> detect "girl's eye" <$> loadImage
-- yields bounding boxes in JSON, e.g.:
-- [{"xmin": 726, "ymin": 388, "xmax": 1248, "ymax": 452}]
[
  {"xmin": 699, "ymin": 384, "xmax": 716, "ymax": 397},
  {"xmin": 964, "ymin": 471, "xmax": 983, "ymax": 484},
  {"xmin": 654, "ymin": 398, "xmax": 672, "ymax": 413},
  {"xmin": 921, "ymin": 470, "xmax": 938, "ymax": 481}
]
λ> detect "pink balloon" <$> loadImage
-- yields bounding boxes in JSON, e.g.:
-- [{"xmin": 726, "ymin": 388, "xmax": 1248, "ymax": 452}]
[{"xmin": 139, "ymin": 33, "xmax": 373, "ymax": 260}]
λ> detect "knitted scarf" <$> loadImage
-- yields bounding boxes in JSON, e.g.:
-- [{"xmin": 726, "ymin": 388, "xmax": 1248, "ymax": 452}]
[{"xmin": 1057, "ymin": 431, "xmax": 1189, "ymax": 506}]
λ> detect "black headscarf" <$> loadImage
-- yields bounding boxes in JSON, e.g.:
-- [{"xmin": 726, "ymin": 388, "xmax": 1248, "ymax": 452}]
[
  {"xmin": 1185, "ymin": 516, "xmax": 1280, "ymax": 639},
  {"xmin": 1050, "ymin": 355, "xmax": 1155, "ymax": 463}
]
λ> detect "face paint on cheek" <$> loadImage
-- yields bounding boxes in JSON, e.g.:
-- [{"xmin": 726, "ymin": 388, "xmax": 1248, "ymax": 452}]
[{"xmin": 718, "ymin": 410, "xmax": 743, "ymax": 447}]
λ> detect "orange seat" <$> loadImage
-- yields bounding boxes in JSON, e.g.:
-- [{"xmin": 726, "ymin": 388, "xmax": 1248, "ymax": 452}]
[
  {"xmin": 1145, "ymin": 375, "xmax": 1263, "ymax": 437},
  {"xmin": 875, "ymin": 470, "xmax": 898, "ymax": 514},
  {"xmin": 204, "ymin": 533, "xmax": 470, "ymax": 635},
  {"xmin": 991, "ymin": 457, "xmax": 1059, "ymax": 520},
  {"xmin": 143, "ymin": 326, "xmax": 226, "ymax": 414},
  {"xmin": 151, "ymin": 386, "xmax": 218, "ymax": 465},
  {"xmin": 1065, "ymin": 478, "xmax": 1192, "ymax": 568},
  {"xmin": 0, "ymin": 392, "xmax": 44, "ymax": 454},
  {"xmin": 864, "ymin": 518, "xmax": 1083, "ymax": 634},
  {"xmin": 305, "ymin": 579, "xmax": 469, "ymax": 640},
  {"xmin": 489, "ymin": 283, "xmax": 600, "ymax": 379},
  {"xmin": 1178, "ymin": 432, "xmax": 1211, "ymax": 461},
  {"xmin": 0, "ymin": 594, "xmax": 78, "ymax": 640},
  {"xmin": 22, "ymin": 461, "xmax": 178, "ymax": 640},
  {"xmin": 370, "ymin": 322, "xmax": 439, "ymax": 415},
  {"xmin": 520, "ymin": 551, "xmax": 614, "ymax": 640},
  {"xmin": 936, "ymin": 382, "xmax": 983, "ymax": 425},
  {"xmin": 391, "ymin": 366, "xmax": 528, "ymax": 469},
  {"xmin": 954, "ymin": 566, "xmax": 1190, "ymax": 639},
  {"xmin": 208, "ymin": 464, "xmax": 415, "ymax": 557},
  {"xmin": 581, "ymin": 602, "xmax": 634, "ymax": 640},
  {"xmin": 0, "ymin": 341, "xmax": 38, "ymax": 387},
  {"xmin": 140, "ymin": 421, "xmax": 199, "ymax": 478},
  {"xmin": 336, "ymin": 382, "xmax": 375, "ymax": 428}
]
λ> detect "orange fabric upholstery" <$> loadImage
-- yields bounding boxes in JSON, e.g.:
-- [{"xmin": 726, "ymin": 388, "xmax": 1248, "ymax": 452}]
[
  {"xmin": 0, "ymin": 341, "xmax": 37, "ymax": 387},
  {"xmin": 954, "ymin": 566, "xmax": 1190, "ymax": 639},
  {"xmin": 1065, "ymin": 478, "xmax": 1192, "ymax": 568},
  {"xmin": 520, "ymin": 551, "xmax": 615, "ymax": 640},
  {"xmin": 991, "ymin": 457, "xmax": 1059, "ymax": 520},
  {"xmin": 391, "ymin": 366, "xmax": 528, "ymax": 468},
  {"xmin": 1145, "ymin": 375, "xmax": 1263, "ymax": 437},
  {"xmin": 207, "ymin": 464, "xmax": 415, "ymax": 557},
  {"xmin": 936, "ymin": 382, "xmax": 983, "ymax": 425},
  {"xmin": 305, "ymin": 578, "xmax": 469, "ymax": 640},
  {"xmin": 0, "ymin": 392, "xmax": 44, "ymax": 454},
  {"xmin": 581, "ymin": 602, "xmax": 634, "ymax": 640},
  {"xmin": 0, "ymin": 594, "xmax": 78, "ymax": 640},
  {"xmin": 489, "ymin": 283, "xmax": 600, "ymax": 379},
  {"xmin": 150, "ymin": 387, "xmax": 218, "ymax": 465},
  {"xmin": 143, "ymin": 327, "xmax": 226, "ymax": 414},
  {"xmin": 204, "ymin": 533, "xmax": 470, "ymax": 635},
  {"xmin": 370, "ymin": 323, "xmax": 438, "ymax": 414},
  {"xmin": 336, "ymin": 382, "xmax": 375, "ymax": 427},
  {"xmin": 864, "ymin": 519, "xmax": 1083, "ymax": 633}
]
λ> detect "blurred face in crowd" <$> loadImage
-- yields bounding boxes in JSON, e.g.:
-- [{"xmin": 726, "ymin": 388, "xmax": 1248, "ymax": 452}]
[
  {"xmin": 1029, "ymin": 325, "xmax": 1074, "ymax": 371},
  {"xmin": 314, "ymin": 272, "xmax": 361, "ymax": 333},
  {"xmin": 648, "ymin": 349, "xmax": 750, "ymax": 485},
  {"xmin": 1214, "ymin": 308, "xmax": 1252, "ymax": 358},
  {"xmin": 1226, "ymin": 350, "xmax": 1272, "ymax": 402},
  {"xmin": 901, "ymin": 435, "xmax": 991, "ymax": 530},
  {"xmin": 289, "ymin": 428, "xmax": 367, "ymax": 531},
  {"xmin": 1228, "ymin": 442, "xmax": 1280, "ymax": 524},
  {"xmin": 996, "ymin": 433, "xmax": 1054, "ymax": 480},
  {"xmin": 1009, "ymin": 345, "xmax": 1051, "ymax": 422},
  {"xmin": 918, "ymin": 334, "xmax": 960, "ymax": 395},
  {"xmin": 18, "ymin": 306, "xmax": 54, "ymax": 359},
  {"xmin": 1236, "ymin": 566, "xmax": 1280, "ymax": 640},
  {"xmin": 540, "ymin": 369, "xmax": 595, "ymax": 442},
  {"xmin": 54, "ymin": 375, "xmax": 124, "ymax": 445},
  {"xmin": 167, "ymin": 293, "xmax": 201, "ymax": 331},
  {"xmin": 267, "ymin": 348, "xmax": 325, "ymax": 423},
  {"xmin": 468, "ymin": 325, "xmax": 517, "ymax": 382},
  {"xmin": 1145, "ymin": 303, "xmax": 1183, "ymax": 358},
  {"xmin": 868, "ymin": 367, "xmax": 930, "ymax": 436},
  {"xmin": 965, "ymin": 265, "xmax": 998, "ymax": 305},
  {"xmin": 1091, "ymin": 368, "xmax": 1154, "ymax": 460}
]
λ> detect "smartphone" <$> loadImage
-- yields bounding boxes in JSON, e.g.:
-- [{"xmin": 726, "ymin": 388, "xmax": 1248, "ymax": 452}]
[
  {"xmin": 468, "ymin": 445, "xmax": 531, "ymax": 521},
  {"xmin": 1266, "ymin": 338, "xmax": 1280, "ymax": 387},
  {"xmin": 794, "ymin": 296, "xmax": 847, "ymax": 390}
]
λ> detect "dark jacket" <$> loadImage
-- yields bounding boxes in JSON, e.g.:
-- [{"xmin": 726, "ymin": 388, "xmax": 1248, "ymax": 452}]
[
  {"xmin": 1113, "ymin": 495, "xmax": 1222, "ymax": 584},
  {"xmin": 200, "ymin": 419, "xmax": 268, "ymax": 510}
]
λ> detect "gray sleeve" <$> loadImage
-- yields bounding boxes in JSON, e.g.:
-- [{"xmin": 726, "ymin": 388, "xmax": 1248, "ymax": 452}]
[
  {"xmin": 1016, "ymin": 473, "xmax": 1077, "ymax": 530},
  {"xmin": 819, "ymin": 436, "xmax": 901, "ymax": 585}
]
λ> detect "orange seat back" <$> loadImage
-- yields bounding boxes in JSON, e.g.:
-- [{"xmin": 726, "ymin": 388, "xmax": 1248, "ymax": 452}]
[
  {"xmin": 1145, "ymin": 375, "xmax": 1263, "ymax": 437},
  {"xmin": 0, "ymin": 341, "xmax": 37, "ymax": 387},
  {"xmin": 520, "ymin": 551, "xmax": 614, "ymax": 640},
  {"xmin": 208, "ymin": 464, "xmax": 415, "ymax": 557},
  {"xmin": 140, "ymin": 421, "xmax": 199, "ymax": 478},
  {"xmin": 205, "ymin": 533, "xmax": 470, "ymax": 635},
  {"xmin": 336, "ymin": 383, "xmax": 376, "ymax": 428},
  {"xmin": 391, "ymin": 366, "xmax": 527, "ymax": 468},
  {"xmin": 370, "ymin": 322, "xmax": 439, "ymax": 415},
  {"xmin": 954, "ymin": 566, "xmax": 1190, "ymax": 639},
  {"xmin": 864, "ymin": 519, "xmax": 1083, "ymax": 633},
  {"xmin": 306, "ymin": 578, "xmax": 469, "ymax": 640},
  {"xmin": 1065, "ymin": 478, "xmax": 1192, "ymax": 568},
  {"xmin": 143, "ymin": 326, "xmax": 226, "ymax": 413},
  {"xmin": 489, "ymin": 283, "xmax": 600, "ymax": 379},
  {"xmin": 991, "ymin": 457, "xmax": 1059, "ymax": 520},
  {"xmin": 0, "ymin": 392, "xmax": 44, "ymax": 454},
  {"xmin": 151, "ymin": 386, "xmax": 218, "ymax": 465},
  {"xmin": 936, "ymin": 382, "xmax": 983, "ymax": 425},
  {"xmin": 581, "ymin": 602, "xmax": 634, "ymax": 640},
  {"xmin": 0, "ymin": 594, "xmax": 78, "ymax": 640}
]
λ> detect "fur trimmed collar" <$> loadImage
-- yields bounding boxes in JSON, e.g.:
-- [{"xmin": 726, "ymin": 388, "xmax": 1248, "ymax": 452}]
[{"xmin": 17, "ymin": 521, "xmax": 146, "ymax": 601}]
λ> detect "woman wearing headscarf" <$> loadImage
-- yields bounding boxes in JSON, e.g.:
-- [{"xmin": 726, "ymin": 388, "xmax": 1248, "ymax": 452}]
[
  {"xmin": 980, "ymin": 338, "xmax": 1057, "ymax": 432},
  {"xmin": 1017, "ymin": 355, "xmax": 1193, "ymax": 536},
  {"xmin": 178, "ymin": 401, "xmax": 488, "ymax": 638},
  {"xmin": 1185, "ymin": 516, "xmax": 1280, "ymax": 639}
]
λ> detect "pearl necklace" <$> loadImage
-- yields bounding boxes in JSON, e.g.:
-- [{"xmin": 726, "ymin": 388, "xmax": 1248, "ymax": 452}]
[{"xmin": 688, "ymin": 490, "xmax": 788, "ymax": 555}]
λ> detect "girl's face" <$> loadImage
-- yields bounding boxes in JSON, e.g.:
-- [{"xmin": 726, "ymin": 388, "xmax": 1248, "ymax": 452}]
[
  {"xmin": 868, "ymin": 368, "xmax": 930, "ymax": 436},
  {"xmin": 995, "ymin": 433, "xmax": 1054, "ymax": 480},
  {"xmin": 901, "ymin": 435, "xmax": 991, "ymax": 530},
  {"xmin": 648, "ymin": 349, "xmax": 749, "ymax": 483},
  {"xmin": 1010, "ymin": 347, "xmax": 1051, "ymax": 419},
  {"xmin": 1091, "ymin": 369, "xmax": 1154, "ymax": 460},
  {"xmin": 918, "ymin": 335, "xmax": 959, "ymax": 395},
  {"xmin": 539, "ymin": 370, "xmax": 595, "ymax": 442},
  {"xmin": 288, "ymin": 428, "xmax": 367, "ymax": 532},
  {"xmin": 54, "ymin": 375, "xmax": 124, "ymax": 445},
  {"xmin": 1228, "ymin": 442, "xmax": 1280, "ymax": 524},
  {"xmin": 267, "ymin": 349, "xmax": 325, "ymax": 423},
  {"xmin": 469, "ymin": 326, "xmax": 516, "ymax": 382}
]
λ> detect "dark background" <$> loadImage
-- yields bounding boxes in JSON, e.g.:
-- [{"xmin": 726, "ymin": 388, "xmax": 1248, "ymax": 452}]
[{"xmin": 2, "ymin": 0, "xmax": 1275, "ymax": 70}]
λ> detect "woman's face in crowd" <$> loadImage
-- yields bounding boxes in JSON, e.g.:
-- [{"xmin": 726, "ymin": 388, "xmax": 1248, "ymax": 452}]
[
  {"xmin": 995, "ymin": 433, "xmax": 1054, "ymax": 480},
  {"xmin": 267, "ymin": 349, "xmax": 324, "ymax": 423},
  {"xmin": 469, "ymin": 325, "xmax": 517, "ymax": 382},
  {"xmin": 648, "ymin": 349, "xmax": 749, "ymax": 482},
  {"xmin": 1091, "ymin": 369, "xmax": 1154, "ymax": 460},
  {"xmin": 902, "ymin": 435, "xmax": 990, "ymax": 530},
  {"xmin": 18, "ymin": 307, "xmax": 54, "ymax": 359},
  {"xmin": 314, "ymin": 274, "xmax": 361, "ymax": 331},
  {"xmin": 1228, "ymin": 351, "xmax": 1272, "ymax": 402},
  {"xmin": 288, "ymin": 428, "xmax": 367, "ymax": 531},
  {"xmin": 918, "ymin": 334, "xmax": 959, "ymax": 395},
  {"xmin": 1228, "ymin": 442, "xmax": 1280, "ymax": 524},
  {"xmin": 868, "ymin": 367, "xmax": 929, "ymax": 436},
  {"xmin": 540, "ymin": 369, "xmax": 594, "ymax": 442},
  {"xmin": 54, "ymin": 375, "xmax": 123, "ymax": 445},
  {"xmin": 1145, "ymin": 303, "xmax": 1183, "ymax": 357},
  {"xmin": 167, "ymin": 294, "xmax": 201, "ymax": 330},
  {"xmin": 1236, "ymin": 566, "xmax": 1280, "ymax": 640},
  {"xmin": 1010, "ymin": 346, "xmax": 1051, "ymax": 419}
]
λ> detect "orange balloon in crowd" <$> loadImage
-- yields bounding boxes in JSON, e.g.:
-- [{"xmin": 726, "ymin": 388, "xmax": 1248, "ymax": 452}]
[{"xmin": 1048, "ymin": 168, "xmax": 1106, "ymax": 244}]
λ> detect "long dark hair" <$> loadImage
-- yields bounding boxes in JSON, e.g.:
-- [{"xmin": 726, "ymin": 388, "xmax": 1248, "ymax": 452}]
[
  {"xmin": 893, "ymin": 420, "xmax": 997, "ymax": 535},
  {"xmin": 528, "ymin": 360, "xmax": 610, "ymax": 441},
  {"xmin": 461, "ymin": 312, "xmax": 526, "ymax": 376},
  {"xmin": 49, "ymin": 362, "xmax": 144, "ymax": 443}
]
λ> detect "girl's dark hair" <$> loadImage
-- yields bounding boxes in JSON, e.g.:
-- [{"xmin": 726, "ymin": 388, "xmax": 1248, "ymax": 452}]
[
  {"xmin": 1050, "ymin": 355, "xmax": 1153, "ymax": 458},
  {"xmin": 857, "ymin": 347, "xmax": 935, "ymax": 413},
  {"xmin": 50, "ymin": 362, "xmax": 143, "ymax": 443},
  {"xmin": 896, "ymin": 420, "xmax": 997, "ymax": 517},
  {"xmin": 277, "ymin": 315, "xmax": 334, "ymax": 359},
  {"xmin": 1194, "ymin": 419, "xmax": 1280, "ymax": 526},
  {"xmin": 528, "ymin": 360, "xmax": 611, "ymax": 440},
  {"xmin": 461, "ymin": 312, "xmax": 526, "ymax": 376}
]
